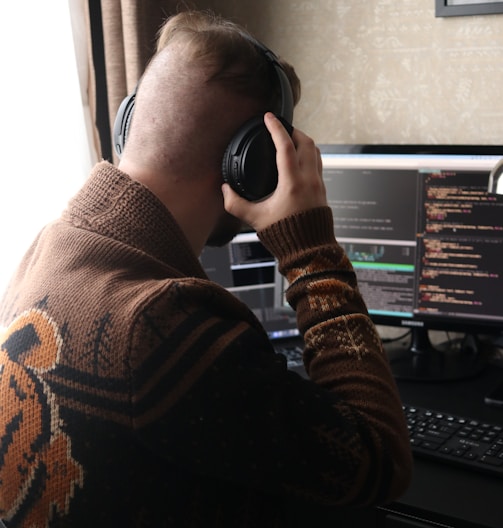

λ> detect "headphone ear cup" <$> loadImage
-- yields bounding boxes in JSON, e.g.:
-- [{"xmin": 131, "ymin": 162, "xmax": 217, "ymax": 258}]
[
  {"xmin": 222, "ymin": 116, "xmax": 292, "ymax": 201},
  {"xmin": 113, "ymin": 92, "xmax": 136, "ymax": 157}
]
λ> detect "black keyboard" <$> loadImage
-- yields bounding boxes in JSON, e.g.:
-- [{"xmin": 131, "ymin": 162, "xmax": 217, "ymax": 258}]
[
  {"xmin": 274, "ymin": 342, "xmax": 304, "ymax": 368},
  {"xmin": 404, "ymin": 404, "xmax": 503, "ymax": 478}
]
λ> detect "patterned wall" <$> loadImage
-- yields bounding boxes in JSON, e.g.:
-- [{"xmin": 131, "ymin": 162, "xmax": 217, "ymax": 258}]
[{"xmin": 206, "ymin": 0, "xmax": 503, "ymax": 146}]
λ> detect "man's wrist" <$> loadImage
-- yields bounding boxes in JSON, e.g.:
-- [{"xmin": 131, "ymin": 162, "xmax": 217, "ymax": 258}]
[{"xmin": 257, "ymin": 206, "xmax": 335, "ymax": 262}]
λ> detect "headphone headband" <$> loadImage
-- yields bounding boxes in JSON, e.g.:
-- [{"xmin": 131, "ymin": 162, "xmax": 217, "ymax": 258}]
[{"xmin": 238, "ymin": 34, "xmax": 294, "ymax": 123}]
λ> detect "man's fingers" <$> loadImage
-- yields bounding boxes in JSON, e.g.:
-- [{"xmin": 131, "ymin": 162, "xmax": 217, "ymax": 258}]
[{"xmin": 221, "ymin": 182, "xmax": 252, "ymax": 222}]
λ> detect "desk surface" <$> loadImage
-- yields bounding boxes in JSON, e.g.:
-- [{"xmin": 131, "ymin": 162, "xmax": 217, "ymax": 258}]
[{"xmin": 390, "ymin": 352, "xmax": 503, "ymax": 528}]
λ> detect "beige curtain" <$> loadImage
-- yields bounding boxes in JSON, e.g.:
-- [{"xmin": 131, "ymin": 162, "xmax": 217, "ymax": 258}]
[{"xmin": 84, "ymin": 0, "xmax": 181, "ymax": 162}]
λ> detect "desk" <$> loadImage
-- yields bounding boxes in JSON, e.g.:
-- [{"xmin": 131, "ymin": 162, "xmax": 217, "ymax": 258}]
[{"xmin": 378, "ymin": 355, "xmax": 503, "ymax": 528}]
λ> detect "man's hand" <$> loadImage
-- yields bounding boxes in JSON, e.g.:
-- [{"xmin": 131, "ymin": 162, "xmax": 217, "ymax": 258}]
[{"xmin": 221, "ymin": 112, "xmax": 327, "ymax": 233}]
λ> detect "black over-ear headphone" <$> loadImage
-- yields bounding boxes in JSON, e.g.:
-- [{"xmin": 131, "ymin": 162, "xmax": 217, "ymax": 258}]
[{"xmin": 113, "ymin": 36, "xmax": 293, "ymax": 202}]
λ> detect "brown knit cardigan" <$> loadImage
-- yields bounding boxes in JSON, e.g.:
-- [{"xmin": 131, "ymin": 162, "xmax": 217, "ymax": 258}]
[{"xmin": 0, "ymin": 161, "xmax": 412, "ymax": 528}]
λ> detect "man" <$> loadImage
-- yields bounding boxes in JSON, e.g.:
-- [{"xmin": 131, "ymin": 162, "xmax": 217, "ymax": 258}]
[{"xmin": 0, "ymin": 10, "xmax": 412, "ymax": 528}]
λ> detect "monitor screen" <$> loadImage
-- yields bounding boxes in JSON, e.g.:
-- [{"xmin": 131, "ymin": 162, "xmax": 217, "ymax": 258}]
[{"xmin": 320, "ymin": 144, "xmax": 503, "ymax": 379}]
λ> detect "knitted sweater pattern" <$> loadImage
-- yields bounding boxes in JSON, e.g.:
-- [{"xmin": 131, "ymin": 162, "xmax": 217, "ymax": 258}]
[{"xmin": 0, "ymin": 162, "xmax": 411, "ymax": 527}]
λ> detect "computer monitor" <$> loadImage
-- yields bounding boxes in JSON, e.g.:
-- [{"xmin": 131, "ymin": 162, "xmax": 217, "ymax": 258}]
[
  {"xmin": 200, "ymin": 231, "xmax": 299, "ymax": 342},
  {"xmin": 320, "ymin": 144, "xmax": 503, "ymax": 380}
]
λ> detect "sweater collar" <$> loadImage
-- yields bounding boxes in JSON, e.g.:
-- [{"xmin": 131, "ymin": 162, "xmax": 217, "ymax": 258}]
[{"xmin": 63, "ymin": 161, "xmax": 207, "ymax": 279}]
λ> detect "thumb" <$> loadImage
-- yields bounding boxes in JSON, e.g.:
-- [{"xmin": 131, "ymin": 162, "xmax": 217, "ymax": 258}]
[{"xmin": 221, "ymin": 183, "xmax": 246, "ymax": 216}]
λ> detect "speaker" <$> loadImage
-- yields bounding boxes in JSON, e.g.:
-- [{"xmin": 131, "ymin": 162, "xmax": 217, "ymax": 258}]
[{"xmin": 113, "ymin": 36, "xmax": 293, "ymax": 202}]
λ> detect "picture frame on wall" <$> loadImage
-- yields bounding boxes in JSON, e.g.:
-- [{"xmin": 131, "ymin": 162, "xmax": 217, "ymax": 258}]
[{"xmin": 435, "ymin": 0, "xmax": 503, "ymax": 16}]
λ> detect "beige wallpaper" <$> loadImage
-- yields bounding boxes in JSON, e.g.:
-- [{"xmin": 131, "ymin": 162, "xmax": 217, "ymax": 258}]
[{"xmin": 202, "ymin": 0, "xmax": 503, "ymax": 146}]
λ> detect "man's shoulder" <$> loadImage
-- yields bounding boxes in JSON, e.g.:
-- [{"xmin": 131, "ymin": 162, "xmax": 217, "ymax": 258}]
[{"xmin": 133, "ymin": 276, "xmax": 250, "ymax": 325}]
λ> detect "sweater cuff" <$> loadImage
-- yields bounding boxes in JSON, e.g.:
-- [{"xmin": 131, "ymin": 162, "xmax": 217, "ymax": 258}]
[{"xmin": 256, "ymin": 206, "xmax": 336, "ymax": 262}]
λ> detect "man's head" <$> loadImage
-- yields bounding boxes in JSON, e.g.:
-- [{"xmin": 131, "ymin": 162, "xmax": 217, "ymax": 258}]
[{"xmin": 117, "ymin": 10, "xmax": 301, "ymax": 249}]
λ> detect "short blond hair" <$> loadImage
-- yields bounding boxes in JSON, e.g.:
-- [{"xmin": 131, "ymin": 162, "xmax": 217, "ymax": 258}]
[{"xmin": 155, "ymin": 10, "xmax": 301, "ymax": 112}]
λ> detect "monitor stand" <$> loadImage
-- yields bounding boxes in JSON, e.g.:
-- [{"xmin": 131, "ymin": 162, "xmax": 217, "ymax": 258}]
[{"xmin": 389, "ymin": 327, "xmax": 486, "ymax": 381}]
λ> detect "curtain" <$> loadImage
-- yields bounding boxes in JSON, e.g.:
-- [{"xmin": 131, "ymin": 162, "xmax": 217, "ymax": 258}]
[{"xmin": 85, "ymin": 0, "xmax": 182, "ymax": 162}]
